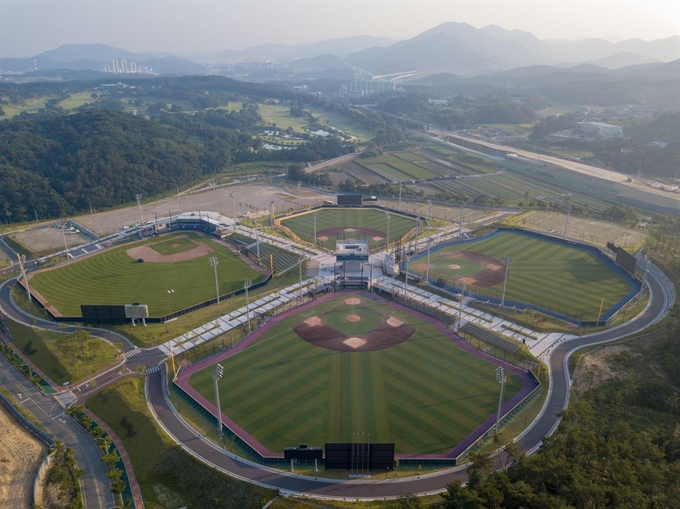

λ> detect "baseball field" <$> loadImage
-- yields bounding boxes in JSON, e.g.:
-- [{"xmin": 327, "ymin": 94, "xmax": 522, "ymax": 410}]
[
  {"xmin": 28, "ymin": 232, "xmax": 266, "ymax": 317},
  {"xmin": 279, "ymin": 208, "xmax": 418, "ymax": 250},
  {"xmin": 409, "ymin": 231, "xmax": 637, "ymax": 321},
  {"xmin": 187, "ymin": 293, "xmax": 528, "ymax": 455}
]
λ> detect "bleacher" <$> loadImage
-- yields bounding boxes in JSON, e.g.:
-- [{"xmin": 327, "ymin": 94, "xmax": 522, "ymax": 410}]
[
  {"xmin": 251, "ymin": 243, "xmax": 299, "ymax": 273},
  {"xmin": 461, "ymin": 323, "xmax": 519, "ymax": 353}
]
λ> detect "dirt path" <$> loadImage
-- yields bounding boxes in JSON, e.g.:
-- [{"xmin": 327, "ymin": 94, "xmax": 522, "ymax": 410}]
[{"xmin": 0, "ymin": 404, "xmax": 46, "ymax": 509}]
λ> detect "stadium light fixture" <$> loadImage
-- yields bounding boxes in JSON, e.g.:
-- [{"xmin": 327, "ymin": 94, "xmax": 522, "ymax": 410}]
[
  {"xmin": 135, "ymin": 193, "xmax": 144, "ymax": 223},
  {"xmin": 230, "ymin": 193, "xmax": 236, "ymax": 232},
  {"xmin": 495, "ymin": 366, "xmax": 506, "ymax": 433},
  {"xmin": 209, "ymin": 256, "xmax": 220, "ymax": 304},
  {"xmin": 213, "ymin": 364, "xmax": 224, "ymax": 436},
  {"xmin": 314, "ymin": 212, "xmax": 318, "ymax": 245},
  {"xmin": 385, "ymin": 212, "xmax": 390, "ymax": 250},
  {"xmin": 500, "ymin": 256, "xmax": 512, "ymax": 307},
  {"xmin": 244, "ymin": 279, "xmax": 253, "ymax": 332},
  {"xmin": 457, "ymin": 281, "xmax": 467, "ymax": 331}
]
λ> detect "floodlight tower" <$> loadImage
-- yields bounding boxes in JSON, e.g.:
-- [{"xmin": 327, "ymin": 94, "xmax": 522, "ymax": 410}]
[
  {"xmin": 425, "ymin": 238, "xmax": 432, "ymax": 283},
  {"xmin": 213, "ymin": 364, "xmax": 224, "ymax": 436},
  {"xmin": 135, "ymin": 193, "xmax": 144, "ymax": 223},
  {"xmin": 385, "ymin": 212, "xmax": 391, "ymax": 250},
  {"xmin": 398, "ymin": 182, "xmax": 402, "ymax": 211},
  {"xmin": 230, "ymin": 193, "xmax": 236, "ymax": 232},
  {"xmin": 209, "ymin": 257, "xmax": 220, "ymax": 304},
  {"xmin": 313, "ymin": 212, "xmax": 318, "ymax": 245},
  {"xmin": 457, "ymin": 281, "xmax": 467, "ymax": 331},
  {"xmin": 298, "ymin": 254, "xmax": 304, "ymax": 299},
  {"xmin": 500, "ymin": 256, "xmax": 512, "ymax": 307},
  {"xmin": 495, "ymin": 366, "xmax": 506, "ymax": 433},
  {"xmin": 563, "ymin": 195, "xmax": 572, "ymax": 240},
  {"xmin": 244, "ymin": 279, "xmax": 252, "ymax": 332},
  {"xmin": 297, "ymin": 182, "xmax": 302, "ymax": 209},
  {"xmin": 427, "ymin": 200, "xmax": 432, "ymax": 234}
]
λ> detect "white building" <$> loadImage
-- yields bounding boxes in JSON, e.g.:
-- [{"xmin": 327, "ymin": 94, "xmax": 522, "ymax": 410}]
[{"xmin": 577, "ymin": 121, "xmax": 623, "ymax": 138}]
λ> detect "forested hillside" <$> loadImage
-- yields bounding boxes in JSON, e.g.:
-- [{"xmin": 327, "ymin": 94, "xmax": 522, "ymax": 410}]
[{"xmin": 0, "ymin": 110, "xmax": 216, "ymax": 222}]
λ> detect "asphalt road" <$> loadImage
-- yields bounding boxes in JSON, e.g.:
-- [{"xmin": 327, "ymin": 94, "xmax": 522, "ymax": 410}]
[
  {"xmin": 145, "ymin": 270, "xmax": 669, "ymax": 498},
  {"xmin": 0, "ymin": 354, "xmax": 116, "ymax": 509}
]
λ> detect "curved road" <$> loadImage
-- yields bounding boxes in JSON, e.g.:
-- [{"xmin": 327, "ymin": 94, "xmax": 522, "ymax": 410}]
[{"xmin": 145, "ymin": 270, "xmax": 669, "ymax": 499}]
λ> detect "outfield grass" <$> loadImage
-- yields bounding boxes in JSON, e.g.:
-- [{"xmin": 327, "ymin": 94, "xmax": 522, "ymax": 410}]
[
  {"xmin": 29, "ymin": 232, "xmax": 265, "ymax": 317},
  {"xmin": 86, "ymin": 377, "xmax": 277, "ymax": 508},
  {"xmin": 189, "ymin": 294, "xmax": 524, "ymax": 455},
  {"xmin": 410, "ymin": 231, "xmax": 635, "ymax": 321},
  {"xmin": 5, "ymin": 320, "xmax": 119, "ymax": 385},
  {"xmin": 280, "ymin": 208, "xmax": 417, "ymax": 250}
]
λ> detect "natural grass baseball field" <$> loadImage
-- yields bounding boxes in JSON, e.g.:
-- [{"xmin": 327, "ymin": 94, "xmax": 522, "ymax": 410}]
[
  {"xmin": 280, "ymin": 208, "xmax": 417, "ymax": 250},
  {"xmin": 409, "ymin": 231, "xmax": 635, "ymax": 321},
  {"xmin": 29, "ymin": 232, "xmax": 265, "ymax": 317},
  {"xmin": 189, "ymin": 294, "xmax": 523, "ymax": 455}
]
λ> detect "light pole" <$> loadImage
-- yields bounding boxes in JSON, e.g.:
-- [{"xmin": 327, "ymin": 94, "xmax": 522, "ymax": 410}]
[
  {"xmin": 426, "ymin": 238, "xmax": 431, "ymax": 283},
  {"xmin": 60, "ymin": 221, "xmax": 69, "ymax": 258},
  {"xmin": 398, "ymin": 182, "xmax": 402, "ymax": 211},
  {"xmin": 230, "ymin": 193, "xmax": 236, "ymax": 232},
  {"xmin": 209, "ymin": 257, "xmax": 220, "ymax": 304},
  {"xmin": 385, "ymin": 212, "xmax": 391, "ymax": 251},
  {"xmin": 297, "ymin": 181, "xmax": 302, "ymax": 209},
  {"xmin": 313, "ymin": 212, "xmax": 318, "ymax": 245},
  {"xmin": 495, "ymin": 366, "xmax": 506, "ymax": 434},
  {"xmin": 255, "ymin": 228, "xmax": 261, "ymax": 261},
  {"xmin": 165, "ymin": 289, "xmax": 174, "ymax": 332},
  {"xmin": 427, "ymin": 200, "xmax": 432, "ymax": 234},
  {"xmin": 244, "ymin": 279, "xmax": 252, "ymax": 332},
  {"xmin": 457, "ymin": 281, "xmax": 467, "ymax": 331},
  {"xmin": 135, "ymin": 193, "xmax": 144, "ymax": 223},
  {"xmin": 403, "ymin": 255, "xmax": 410, "ymax": 299},
  {"xmin": 298, "ymin": 254, "xmax": 304, "ymax": 299},
  {"xmin": 500, "ymin": 256, "xmax": 512, "ymax": 307},
  {"xmin": 213, "ymin": 364, "xmax": 224, "ymax": 436},
  {"xmin": 563, "ymin": 197, "xmax": 571, "ymax": 239}
]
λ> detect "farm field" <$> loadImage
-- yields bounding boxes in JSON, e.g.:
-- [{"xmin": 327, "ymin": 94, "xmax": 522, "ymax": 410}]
[
  {"xmin": 28, "ymin": 232, "xmax": 266, "ymax": 317},
  {"xmin": 409, "ymin": 231, "xmax": 637, "ymax": 321},
  {"xmin": 188, "ymin": 293, "xmax": 526, "ymax": 455},
  {"xmin": 279, "ymin": 208, "xmax": 418, "ymax": 250}
]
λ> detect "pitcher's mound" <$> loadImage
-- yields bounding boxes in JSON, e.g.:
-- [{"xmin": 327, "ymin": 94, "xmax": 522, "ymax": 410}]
[
  {"xmin": 347, "ymin": 314, "xmax": 361, "ymax": 322},
  {"xmin": 344, "ymin": 297, "xmax": 361, "ymax": 305},
  {"xmin": 448, "ymin": 264, "xmax": 461, "ymax": 270}
]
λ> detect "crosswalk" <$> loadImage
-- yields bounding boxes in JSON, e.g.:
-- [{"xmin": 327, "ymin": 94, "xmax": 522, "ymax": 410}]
[
  {"xmin": 123, "ymin": 348, "xmax": 141, "ymax": 359},
  {"xmin": 145, "ymin": 365, "xmax": 161, "ymax": 375}
]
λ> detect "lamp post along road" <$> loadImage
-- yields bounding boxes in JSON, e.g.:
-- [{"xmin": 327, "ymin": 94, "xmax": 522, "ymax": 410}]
[
  {"xmin": 244, "ymin": 279, "xmax": 252, "ymax": 332},
  {"xmin": 213, "ymin": 364, "xmax": 224, "ymax": 436},
  {"xmin": 209, "ymin": 257, "xmax": 220, "ymax": 304},
  {"xmin": 495, "ymin": 366, "xmax": 506, "ymax": 434},
  {"xmin": 500, "ymin": 256, "xmax": 512, "ymax": 307}
]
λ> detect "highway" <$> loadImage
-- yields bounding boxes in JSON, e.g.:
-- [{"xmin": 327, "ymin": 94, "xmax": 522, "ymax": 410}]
[
  {"xmin": 144, "ymin": 269, "xmax": 670, "ymax": 499},
  {"xmin": 0, "ymin": 353, "xmax": 116, "ymax": 509}
]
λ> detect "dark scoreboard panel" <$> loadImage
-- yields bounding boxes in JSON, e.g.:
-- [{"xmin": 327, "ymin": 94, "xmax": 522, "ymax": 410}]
[
  {"xmin": 337, "ymin": 194, "xmax": 362, "ymax": 206},
  {"xmin": 81, "ymin": 305, "xmax": 127, "ymax": 325},
  {"xmin": 324, "ymin": 442, "xmax": 394, "ymax": 470},
  {"xmin": 284, "ymin": 447, "xmax": 323, "ymax": 461}
]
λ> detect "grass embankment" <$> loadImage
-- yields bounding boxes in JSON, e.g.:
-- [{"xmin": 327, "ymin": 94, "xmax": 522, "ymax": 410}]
[
  {"xmin": 108, "ymin": 269, "xmax": 300, "ymax": 348},
  {"xmin": 11, "ymin": 283, "xmax": 52, "ymax": 320},
  {"xmin": 29, "ymin": 232, "xmax": 265, "ymax": 317},
  {"xmin": 86, "ymin": 378, "xmax": 277, "ymax": 509},
  {"xmin": 5, "ymin": 320, "xmax": 119, "ymax": 385}
]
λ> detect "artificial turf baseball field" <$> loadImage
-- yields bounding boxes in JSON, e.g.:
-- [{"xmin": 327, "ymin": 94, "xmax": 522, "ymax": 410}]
[
  {"xmin": 279, "ymin": 208, "xmax": 418, "ymax": 250},
  {"xmin": 186, "ymin": 293, "xmax": 527, "ymax": 455},
  {"xmin": 28, "ymin": 232, "xmax": 265, "ymax": 317},
  {"xmin": 408, "ymin": 231, "xmax": 637, "ymax": 322}
]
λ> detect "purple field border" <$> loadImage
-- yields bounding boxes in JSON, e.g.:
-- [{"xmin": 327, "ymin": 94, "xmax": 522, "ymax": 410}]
[{"xmin": 175, "ymin": 291, "xmax": 538, "ymax": 460}]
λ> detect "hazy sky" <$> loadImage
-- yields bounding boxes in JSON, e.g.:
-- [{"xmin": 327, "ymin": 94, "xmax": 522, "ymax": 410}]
[{"xmin": 1, "ymin": 0, "xmax": 678, "ymax": 58}]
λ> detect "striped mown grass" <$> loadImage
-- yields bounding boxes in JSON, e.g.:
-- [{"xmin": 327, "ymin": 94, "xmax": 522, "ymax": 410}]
[
  {"xmin": 411, "ymin": 232, "xmax": 635, "ymax": 321},
  {"xmin": 280, "ymin": 208, "xmax": 417, "ymax": 251},
  {"xmin": 189, "ymin": 295, "xmax": 523, "ymax": 454},
  {"xmin": 29, "ymin": 232, "xmax": 265, "ymax": 317}
]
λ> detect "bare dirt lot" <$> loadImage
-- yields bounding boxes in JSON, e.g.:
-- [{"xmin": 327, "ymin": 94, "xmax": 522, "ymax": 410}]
[
  {"xmin": 517, "ymin": 211, "xmax": 646, "ymax": 248},
  {"xmin": 572, "ymin": 344, "xmax": 633, "ymax": 396},
  {"xmin": 0, "ymin": 404, "xmax": 46, "ymax": 509},
  {"xmin": 12, "ymin": 183, "xmax": 331, "ymax": 254}
]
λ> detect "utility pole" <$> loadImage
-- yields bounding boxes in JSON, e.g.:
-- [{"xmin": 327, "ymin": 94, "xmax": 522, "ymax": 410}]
[
  {"xmin": 230, "ymin": 193, "xmax": 236, "ymax": 232},
  {"xmin": 209, "ymin": 257, "xmax": 220, "ymax": 304},
  {"xmin": 213, "ymin": 364, "xmax": 224, "ymax": 436},
  {"xmin": 244, "ymin": 279, "xmax": 252, "ymax": 332},
  {"xmin": 135, "ymin": 193, "xmax": 144, "ymax": 223},
  {"xmin": 500, "ymin": 256, "xmax": 512, "ymax": 307},
  {"xmin": 495, "ymin": 367, "xmax": 506, "ymax": 434}
]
